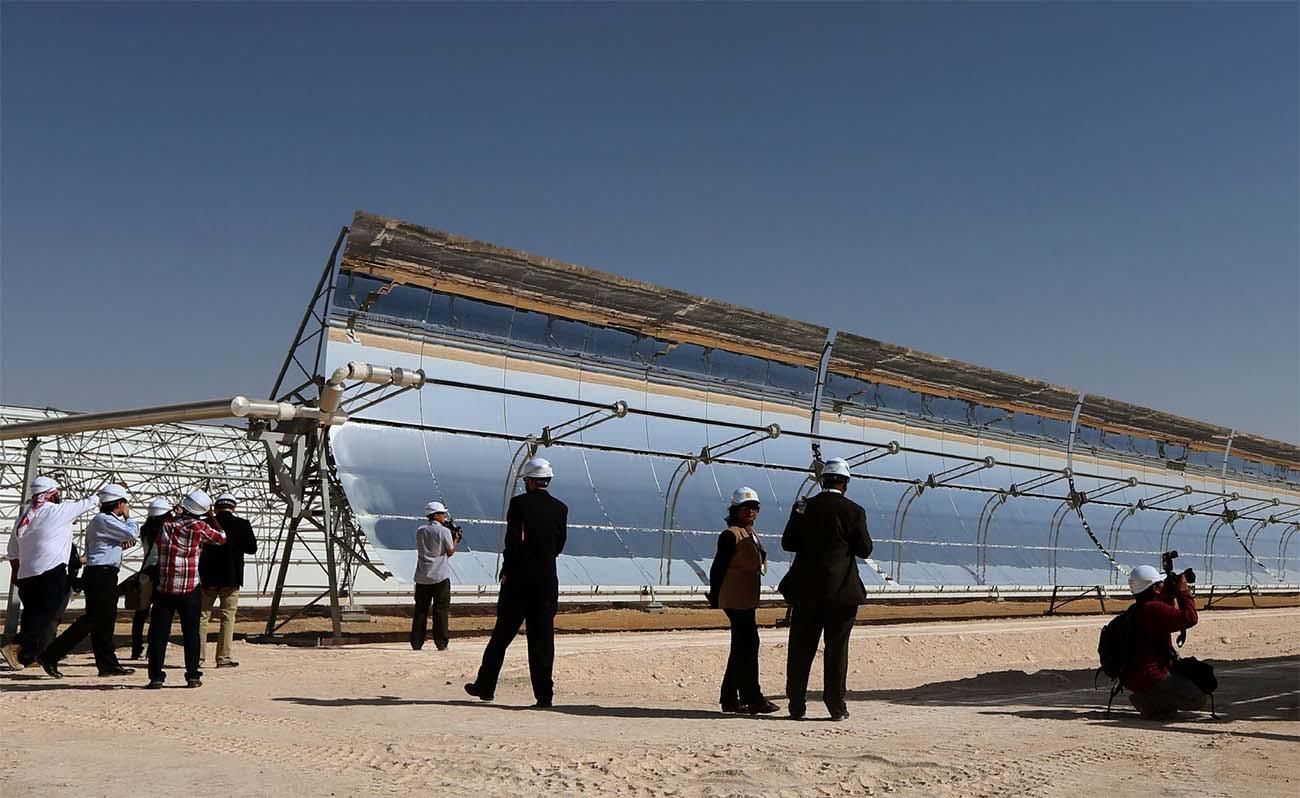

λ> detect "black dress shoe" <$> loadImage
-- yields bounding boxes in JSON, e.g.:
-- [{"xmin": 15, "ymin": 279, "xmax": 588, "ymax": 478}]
[
  {"xmin": 146, "ymin": 680, "xmax": 164, "ymax": 689},
  {"xmin": 99, "ymin": 666, "xmax": 136, "ymax": 677},
  {"xmin": 216, "ymin": 661, "xmax": 239, "ymax": 668},
  {"xmin": 38, "ymin": 658, "xmax": 64, "ymax": 678},
  {"xmin": 464, "ymin": 683, "xmax": 493, "ymax": 702},
  {"xmin": 532, "ymin": 700, "xmax": 553, "ymax": 709},
  {"xmin": 745, "ymin": 699, "xmax": 781, "ymax": 715},
  {"xmin": 186, "ymin": 678, "xmax": 202, "ymax": 688},
  {"xmin": 130, "ymin": 650, "xmax": 144, "ymax": 661},
  {"xmin": 829, "ymin": 708, "xmax": 850, "ymax": 722},
  {"xmin": 788, "ymin": 705, "xmax": 806, "ymax": 720}
]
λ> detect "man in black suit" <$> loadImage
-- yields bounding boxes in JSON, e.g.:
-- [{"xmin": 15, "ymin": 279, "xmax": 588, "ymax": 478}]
[
  {"xmin": 466, "ymin": 456, "xmax": 567, "ymax": 708},
  {"xmin": 779, "ymin": 457, "xmax": 873, "ymax": 721}
]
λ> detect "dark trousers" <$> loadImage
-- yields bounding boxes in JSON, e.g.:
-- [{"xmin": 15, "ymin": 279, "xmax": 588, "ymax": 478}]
[
  {"xmin": 785, "ymin": 603, "xmax": 857, "ymax": 714},
  {"xmin": 473, "ymin": 584, "xmax": 557, "ymax": 702},
  {"xmin": 43, "ymin": 565, "xmax": 122, "ymax": 671},
  {"xmin": 1130, "ymin": 673, "xmax": 1209, "ymax": 718},
  {"xmin": 411, "ymin": 579, "xmax": 451, "ymax": 650},
  {"xmin": 13, "ymin": 564, "xmax": 67, "ymax": 665},
  {"xmin": 131, "ymin": 608, "xmax": 150, "ymax": 657},
  {"xmin": 147, "ymin": 588, "xmax": 202, "ymax": 682},
  {"xmin": 721, "ymin": 607, "xmax": 763, "ymax": 705}
]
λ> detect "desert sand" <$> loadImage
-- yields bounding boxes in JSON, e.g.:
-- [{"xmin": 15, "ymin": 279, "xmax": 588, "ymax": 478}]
[{"xmin": 2, "ymin": 607, "xmax": 1296, "ymax": 797}]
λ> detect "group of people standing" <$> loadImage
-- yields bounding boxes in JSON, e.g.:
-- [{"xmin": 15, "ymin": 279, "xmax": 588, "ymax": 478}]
[
  {"xmin": 418, "ymin": 455, "xmax": 874, "ymax": 720},
  {"xmin": 706, "ymin": 457, "xmax": 873, "ymax": 720},
  {"xmin": 2, "ymin": 477, "xmax": 256, "ymax": 688}
]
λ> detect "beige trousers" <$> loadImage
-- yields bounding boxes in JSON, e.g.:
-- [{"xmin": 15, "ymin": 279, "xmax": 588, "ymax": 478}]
[{"xmin": 201, "ymin": 586, "xmax": 240, "ymax": 664}]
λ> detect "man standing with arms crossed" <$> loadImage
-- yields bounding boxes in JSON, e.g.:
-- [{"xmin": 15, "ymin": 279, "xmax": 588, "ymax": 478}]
[
  {"xmin": 779, "ymin": 457, "xmax": 873, "ymax": 721},
  {"xmin": 2, "ymin": 477, "xmax": 101, "ymax": 671},
  {"xmin": 465, "ymin": 457, "xmax": 567, "ymax": 708}
]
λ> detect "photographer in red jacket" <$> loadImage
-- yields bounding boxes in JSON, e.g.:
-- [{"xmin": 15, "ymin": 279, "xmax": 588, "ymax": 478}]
[{"xmin": 1122, "ymin": 564, "xmax": 1208, "ymax": 719}]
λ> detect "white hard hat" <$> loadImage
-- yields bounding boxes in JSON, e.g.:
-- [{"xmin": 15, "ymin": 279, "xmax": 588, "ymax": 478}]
[
  {"xmin": 522, "ymin": 457, "xmax": 554, "ymax": 479},
  {"xmin": 30, "ymin": 476, "xmax": 60, "ymax": 497},
  {"xmin": 425, "ymin": 501, "xmax": 448, "ymax": 515},
  {"xmin": 97, "ymin": 484, "xmax": 131, "ymax": 504},
  {"xmin": 214, "ymin": 492, "xmax": 238, "ymax": 507},
  {"xmin": 729, "ymin": 486, "xmax": 761, "ymax": 507},
  {"xmin": 1128, "ymin": 564, "xmax": 1163, "ymax": 596},
  {"xmin": 147, "ymin": 498, "xmax": 174, "ymax": 518},
  {"xmin": 820, "ymin": 458, "xmax": 852, "ymax": 478},
  {"xmin": 180, "ymin": 489, "xmax": 213, "ymax": 516}
]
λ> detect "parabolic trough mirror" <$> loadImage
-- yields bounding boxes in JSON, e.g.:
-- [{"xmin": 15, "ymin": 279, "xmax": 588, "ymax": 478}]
[{"xmin": 324, "ymin": 212, "xmax": 1300, "ymax": 592}]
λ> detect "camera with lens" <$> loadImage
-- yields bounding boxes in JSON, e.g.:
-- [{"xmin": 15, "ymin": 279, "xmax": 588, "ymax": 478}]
[
  {"xmin": 446, "ymin": 519, "xmax": 464, "ymax": 543},
  {"xmin": 1161, "ymin": 550, "xmax": 1196, "ymax": 584}
]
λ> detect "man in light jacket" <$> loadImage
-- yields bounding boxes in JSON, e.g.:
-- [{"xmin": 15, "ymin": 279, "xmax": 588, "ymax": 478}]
[
  {"xmin": 2, "ymin": 477, "xmax": 101, "ymax": 671},
  {"xmin": 40, "ymin": 485, "xmax": 139, "ymax": 677}
]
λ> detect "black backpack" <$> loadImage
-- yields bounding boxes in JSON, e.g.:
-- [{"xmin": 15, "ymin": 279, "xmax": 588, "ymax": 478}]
[
  {"xmin": 1097, "ymin": 605, "xmax": 1137, "ymax": 681},
  {"xmin": 1096, "ymin": 606, "xmax": 1138, "ymax": 715}
]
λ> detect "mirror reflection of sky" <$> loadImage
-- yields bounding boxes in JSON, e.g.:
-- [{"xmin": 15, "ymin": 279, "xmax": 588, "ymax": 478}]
[{"xmin": 328, "ymin": 283, "xmax": 1299, "ymax": 588}]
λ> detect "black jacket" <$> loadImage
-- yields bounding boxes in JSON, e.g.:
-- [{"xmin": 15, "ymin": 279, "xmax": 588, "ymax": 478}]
[
  {"xmin": 198, "ymin": 511, "xmax": 257, "ymax": 589},
  {"xmin": 500, "ymin": 489, "xmax": 567, "ymax": 593},
  {"xmin": 778, "ymin": 490, "xmax": 873, "ymax": 607}
]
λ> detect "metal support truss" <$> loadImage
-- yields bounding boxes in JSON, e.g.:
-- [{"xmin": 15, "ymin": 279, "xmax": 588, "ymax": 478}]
[
  {"xmin": 495, "ymin": 401, "xmax": 630, "ymax": 575},
  {"xmin": 975, "ymin": 470, "xmax": 1070, "ymax": 585},
  {"xmin": 1278, "ymin": 524, "xmax": 1300, "ymax": 581},
  {"xmin": 658, "ymin": 425, "xmax": 781, "ymax": 586},
  {"xmin": 1205, "ymin": 497, "xmax": 1280, "ymax": 583},
  {"xmin": 1045, "ymin": 584, "xmax": 1108, "ymax": 615},
  {"xmin": 891, "ymin": 456, "xmax": 995, "ymax": 583}
]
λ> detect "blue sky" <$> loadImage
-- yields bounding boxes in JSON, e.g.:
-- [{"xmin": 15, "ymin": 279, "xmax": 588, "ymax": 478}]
[{"xmin": 1, "ymin": 2, "xmax": 1296, "ymax": 443}]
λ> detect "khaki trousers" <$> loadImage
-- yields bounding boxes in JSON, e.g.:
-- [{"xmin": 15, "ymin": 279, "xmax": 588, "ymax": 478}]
[{"xmin": 200, "ymin": 586, "xmax": 240, "ymax": 664}]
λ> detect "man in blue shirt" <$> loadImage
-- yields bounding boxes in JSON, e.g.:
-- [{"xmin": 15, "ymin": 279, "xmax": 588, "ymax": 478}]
[{"xmin": 40, "ymin": 484, "xmax": 139, "ymax": 677}]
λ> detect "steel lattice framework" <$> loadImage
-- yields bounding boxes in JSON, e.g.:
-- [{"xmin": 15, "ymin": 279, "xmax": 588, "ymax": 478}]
[{"xmin": 0, "ymin": 405, "xmax": 392, "ymax": 610}]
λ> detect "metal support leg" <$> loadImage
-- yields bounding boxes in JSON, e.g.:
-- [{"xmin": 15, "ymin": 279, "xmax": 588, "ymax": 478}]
[
  {"xmin": 319, "ymin": 436, "xmax": 342, "ymax": 640},
  {"xmin": 264, "ymin": 516, "xmax": 300, "ymax": 635}
]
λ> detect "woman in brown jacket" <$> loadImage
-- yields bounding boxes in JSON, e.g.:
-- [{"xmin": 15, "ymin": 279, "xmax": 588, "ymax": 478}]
[{"xmin": 707, "ymin": 487, "xmax": 779, "ymax": 714}]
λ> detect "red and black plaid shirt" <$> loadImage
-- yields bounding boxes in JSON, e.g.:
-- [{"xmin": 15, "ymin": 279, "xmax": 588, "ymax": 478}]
[{"xmin": 156, "ymin": 516, "xmax": 226, "ymax": 595}]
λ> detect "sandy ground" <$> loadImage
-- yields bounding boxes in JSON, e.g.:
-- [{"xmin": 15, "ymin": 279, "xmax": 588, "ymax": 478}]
[{"xmin": 2, "ymin": 607, "xmax": 1296, "ymax": 798}]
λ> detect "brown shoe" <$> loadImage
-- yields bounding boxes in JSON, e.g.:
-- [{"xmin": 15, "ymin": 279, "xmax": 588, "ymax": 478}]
[{"xmin": 1, "ymin": 643, "xmax": 24, "ymax": 671}]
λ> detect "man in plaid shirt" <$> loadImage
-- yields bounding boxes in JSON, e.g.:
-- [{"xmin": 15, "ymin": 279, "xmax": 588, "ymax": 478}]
[{"xmin": 147, "ymin": 489, "xmax": 225, "ymax": 689}]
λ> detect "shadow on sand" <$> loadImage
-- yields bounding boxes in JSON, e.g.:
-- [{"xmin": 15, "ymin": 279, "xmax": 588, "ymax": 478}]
[{"xmin": 846, "ymin": 654, "xmax": 1299, "ymax": 742}]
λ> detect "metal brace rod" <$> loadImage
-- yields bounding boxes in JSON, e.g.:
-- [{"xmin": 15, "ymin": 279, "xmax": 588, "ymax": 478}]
[
  {"xmin": 1071, "ymin": 477, "xmax": 1138, "ymax": 506},
  {"xmin": 1138, "ymin": 485, "xmax": 1194, "ymax": 510},
  {"xmin": 926, "ymin": 457, "xmax": 996, "ymax": 488},
  {"xmin": 1009, "ymin": 470, "xmax": 1069, "ymax": 496}
]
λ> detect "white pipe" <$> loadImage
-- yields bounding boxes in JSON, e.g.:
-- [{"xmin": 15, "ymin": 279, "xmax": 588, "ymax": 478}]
[
  {"xmin": 318, "ymin": 361, "xmax": 426, "ymax": 423},
  {"xmin": 0, "ymin": 396, "xmax": 308, "ymax": 441}
]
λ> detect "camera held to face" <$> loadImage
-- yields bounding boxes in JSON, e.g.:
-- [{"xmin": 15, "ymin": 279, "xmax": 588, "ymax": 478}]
[{"xmin": 1160, "ymin": 550, "xmax": 1196, "ymax": 584}]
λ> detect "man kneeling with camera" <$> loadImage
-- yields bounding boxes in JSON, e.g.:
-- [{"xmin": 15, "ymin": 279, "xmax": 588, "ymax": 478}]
[{"xmin": 1123, "ymin": 554, "xmax": 1212, "ymax": 719}]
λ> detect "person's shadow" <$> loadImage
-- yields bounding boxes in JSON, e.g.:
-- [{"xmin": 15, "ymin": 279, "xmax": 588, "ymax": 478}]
[
  {"xmin": 274, "ymin": 695, "xmax": 765, "ymax": 721},
  {"xmin": 843, "ymin": 654, "xmax": 1298, "ymax": 742}
]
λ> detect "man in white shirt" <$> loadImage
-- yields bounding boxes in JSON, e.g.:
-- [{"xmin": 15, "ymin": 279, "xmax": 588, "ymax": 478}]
[
  {"xmin": 2, "ymin": 477, "xmax": 101, "ymax": 670},
  {"xmin": 411, "ymin": 501, "xmax": 459, "ymax": 651}
]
